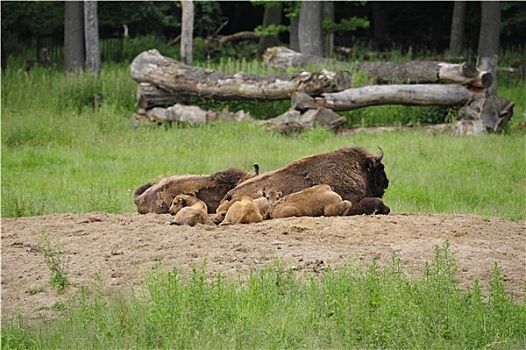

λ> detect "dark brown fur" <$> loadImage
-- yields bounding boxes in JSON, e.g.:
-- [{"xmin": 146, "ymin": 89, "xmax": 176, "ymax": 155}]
[
  {"xmin": 222, "ymin": 147, "xmax": 389, "ymax": 215},
  {"xmin": 348, "ymin": 197, "xmax": 390, "ymax": 215},
  {"xmin": 134, "ymin": 166, "xmax": 258, "ymax": 214}
]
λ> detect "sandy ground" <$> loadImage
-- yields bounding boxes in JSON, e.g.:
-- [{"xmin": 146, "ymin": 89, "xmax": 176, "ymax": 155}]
[{"xmin": 1, "ymin": 212, "xmax": 525, "ymax": 321}]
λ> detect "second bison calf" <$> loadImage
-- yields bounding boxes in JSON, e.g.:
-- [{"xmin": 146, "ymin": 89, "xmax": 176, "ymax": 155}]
[
  {"xmin": 266, "ymin": 184, "xmax": 353, "ymax": 219},
  {"xmin": 213, "ymin": 196, "xmax": 263, "ymax": 225},
  {"xmin": 169, "ymin": 194, "xmax": 208, "ymax": 226}
]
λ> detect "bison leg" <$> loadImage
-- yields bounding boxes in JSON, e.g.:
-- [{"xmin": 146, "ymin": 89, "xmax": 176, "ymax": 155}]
[
  {"xmin": 348, "ymin": 198, "xmax": 390, "ymax": 215},
  {"xmin": 270, "ymin": 205, "xmax": 302, "ymax": 219}
]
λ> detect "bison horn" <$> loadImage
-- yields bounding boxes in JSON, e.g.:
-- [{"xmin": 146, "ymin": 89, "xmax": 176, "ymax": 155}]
[{"xmin": 376, "ymin": 146, "xmax": 384, "ymax": 162}]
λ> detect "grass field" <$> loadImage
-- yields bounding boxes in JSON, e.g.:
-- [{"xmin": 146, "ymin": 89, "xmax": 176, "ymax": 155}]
[
  {"xmin": 1, "ymin": 54, "xmax": 525, "ymax": 348},
  {"xmin": 1, "ymin": 61, "xmax": 525, "ymax": 220}
]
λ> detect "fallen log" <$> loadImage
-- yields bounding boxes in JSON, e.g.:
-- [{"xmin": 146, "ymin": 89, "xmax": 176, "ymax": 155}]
[
  {"xmin": 132, "ymin": 102, "xmax": 345, "ymax": 134},
  {"xmin": 296, "ymin": 84, "xmax": 482, "ymax": 111},
  {"xmin": 451, "ymin": 96, "xmax": 515, "ymax": 135},
  {"xmin": 130, "ymin": 49, "xmax": 351, "ymax": 102},
  {"xmin": 132, "ymin": 103, "xmax": 253, "ymax": 127},
  {"xmin": 263, "ymin": 46, "xmax": 491, "ymax": 88},
  {"xmin": 259, "ymin": 107, "xmax": 347, "ymax": 134}
]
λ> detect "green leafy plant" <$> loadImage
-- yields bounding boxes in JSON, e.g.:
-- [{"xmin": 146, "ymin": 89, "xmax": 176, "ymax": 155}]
[{"xmin": 33, "ymin": 230, "xmax": 73, "ymax": 293}]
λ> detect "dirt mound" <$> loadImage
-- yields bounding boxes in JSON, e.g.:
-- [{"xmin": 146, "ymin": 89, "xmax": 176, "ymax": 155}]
[{"xmin": 2, "ymin": 212, "xmax": 524, "ymax": 321}]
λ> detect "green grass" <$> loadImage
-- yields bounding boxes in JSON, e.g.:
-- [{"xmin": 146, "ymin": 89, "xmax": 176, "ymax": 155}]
[
  {"xmin": 1, "ymin": 53, "xmax": 525, "ymax": 349},
  {"xmin": 2, "ymin": 243, "xmax": 525, "ymax": 349},
  {"xmin": 1, "ymin": 61, "xmax": 525, "ymax": 219}
]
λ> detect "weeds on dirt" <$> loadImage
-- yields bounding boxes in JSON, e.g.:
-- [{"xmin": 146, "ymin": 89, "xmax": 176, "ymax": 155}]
[
  {"xmin": 33, "ymin": 229, "xmax": 73, "ymax": 293},
  {"xmin": 2, "ymin": 243, "xmax": 525, "ymax": 349}
]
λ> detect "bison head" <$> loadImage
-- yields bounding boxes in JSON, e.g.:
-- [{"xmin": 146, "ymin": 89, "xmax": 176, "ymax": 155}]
[
  {"xmin": 363, "ymin": 147, "xmax": 389, "ymax": 198},
  {"xmin": 169, "ymin": 194, "xmax": 191, "ymax": 215}
]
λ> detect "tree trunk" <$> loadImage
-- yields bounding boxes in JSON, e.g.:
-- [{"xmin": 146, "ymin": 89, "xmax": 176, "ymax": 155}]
[
  {"xmin": 451, "ymin": 95, "xmax": 514, "ymax": 135},
  {"xmin": 258, "ymin": 3, "xmax": 282, "ymax": 54},
  {"xmin": 289, "ymin": 16, "xmax": 300, "ymax": 52},
  {"xmin": 298, "ymin": 84, "xmax": 484, "ymax": 111},
  {"xmin": 477, "ymin": 0, "xmax": 500, "ymax": 96},
  {"xmin": 449, "ymin": 1, "xmax": 466, "ymax": 56},
  {"xmin": 64, "ymin": 1, "xmax": 85, "ymax": 75},
  {"xmin": 323, "ymin": 1, "xmax": 334, "ymax": 57},
  {"xmin": 180, "ymin": 0, "xmax": 194, "ymax": 65},
  {"xmin": 371, "ymin": 2, "xmax": 390, "ymax": 50},
  {"xmin": 263, "ymin": 46, "xmax": 492, "ymax": 88},
  {"xmin": 130, "ymin": 49, "xmax": 351, "ymax": 103},
  {"xmin": 299, "ymin": 0, "xmax": 324, "ymax": 57},
  {"xmin": 84, "ymin": 0, "xmax": 101, "ymax": 76}
]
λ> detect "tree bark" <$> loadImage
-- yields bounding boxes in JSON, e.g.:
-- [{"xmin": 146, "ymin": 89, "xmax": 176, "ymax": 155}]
[
  {"xmin": 477, "ymin": 0, "xmax": 500, "ymax": 96},
  {"xmin": 298, "ymin": 84, "xmax": 484, "ymax": 111},
  {"xmin": 323, "ymin": 1, "xmax": 334, "ymax": 57},
  {"xmin": 84, "ymin": 0, "xmax": 101, "ymax": 76},
  {"xmin": 133, "ymin": 103, "xmax": 252, "ymax": 127},
  {"xmin": 263, "ymin": 46, "xmax": 492, "ymax": 88},
  {"xmin": 451, "ymin": 96, "xmax": 514, "ymax": 135},
  {"xmin": 299, "ymin": 0, "xmax": 324, "ymax": 57},
  {"xmin": 258, "ymin": 3, "xmax": 282, "ymax": 54},
  {"xmin": 64, "ymin": 1, "xmax": 85, "ymax": 75},
  {"xmin": 289, "ymin": 16, "xmax": 300, "ymax": 52},
  {"xmin": 180, "ymin": 0, "xmax": 194, "ymax": 65},
  {"xmin": 130, "ymin": 49, "xmax": 351, "ymax": 102},
  {"xmin": 449, "ymin": 1, "xmax": 466, "ymax": 56}
]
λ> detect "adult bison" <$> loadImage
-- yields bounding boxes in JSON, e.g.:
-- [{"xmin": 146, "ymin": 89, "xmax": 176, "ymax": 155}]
[
  {"xmin": 134, "ymin": 165, "xmax": 258, "ymax": 214},
  {"xmin": 221, "ymin": 147, "xmax": 390, "ymax": 215}
]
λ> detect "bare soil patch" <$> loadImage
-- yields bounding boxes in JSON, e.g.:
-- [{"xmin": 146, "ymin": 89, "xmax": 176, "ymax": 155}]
[{"xmin": 2, "ymin": 212, "xmax": 524, "ymax": 321}]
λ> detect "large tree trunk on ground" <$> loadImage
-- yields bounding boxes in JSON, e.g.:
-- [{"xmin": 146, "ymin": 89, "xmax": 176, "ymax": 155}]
[
  {"xmin": 263, "ymin": 46, "xmax": 492, "ymax": 88},
  {"xmin": 299, "ymin": 84, "xmax": 484, "ymax": 111},
  {"xmin": 130, "ymin": 49, "xmax": 351, "ymax": 102},
  {"xmin": 451, "ymin": 96, "xmax": 514, "ymax": 135},
  {"xmin": 132, "ymin": 102, "xmax": 344, "ymax": 134}
]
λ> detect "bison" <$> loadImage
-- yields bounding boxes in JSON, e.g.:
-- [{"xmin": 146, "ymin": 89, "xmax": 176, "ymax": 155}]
[
  {"xmin": 168, "ymin": 194, "xmax": 208, "ymax": 226},
  {"xmin": 213, "ymin": 196, "xmax": 263, "ymax": 225},
  {"xmin": 348, "ymin": 197, "xmax": 390, "ymax": 215},
  {"xmin": 134, "ymin": 165, "xmax": 259, "ymax": 214},
  {"xmin": 266, "ymin": 184, "xmax": 353, "ymax": 219},
  {"xmin": 253, "ymin": 190, "xmax": 283, "ymax": 216},
  {"xmin": 221, "ymin": 146, "xmax": 389, "ymax": 215}
]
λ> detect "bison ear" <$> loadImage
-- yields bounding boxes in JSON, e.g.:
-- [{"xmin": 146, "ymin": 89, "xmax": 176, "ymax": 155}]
[{"xmin": 363, "ymin": 158, "xmax": 375, "ymax": 172}]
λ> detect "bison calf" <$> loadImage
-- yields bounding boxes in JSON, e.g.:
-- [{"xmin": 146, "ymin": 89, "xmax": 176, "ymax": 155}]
[
  {"xmin": 169, "ymin": 194, "xmax": 208, "ymax": 226},
  {"xmin": 266, "ymin": 184, "xmax": 353, "ymax": 219},
  {"xmin": 253, "ymin": 190, "xmax": 283, "ymax": 216},
  {"xmin": 213, "ymin": 196, "xmax": 263, "ymax": 225}
]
